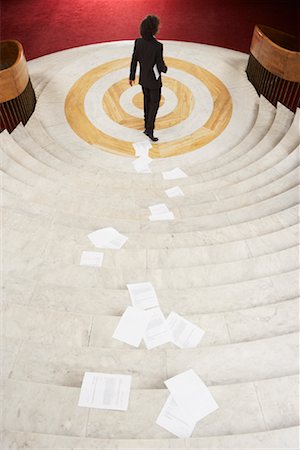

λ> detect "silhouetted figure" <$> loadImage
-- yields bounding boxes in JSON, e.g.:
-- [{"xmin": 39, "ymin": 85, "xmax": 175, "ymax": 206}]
[{"xmin": 129, "ymin": 15, "xmax": 167, "ymax": 142}]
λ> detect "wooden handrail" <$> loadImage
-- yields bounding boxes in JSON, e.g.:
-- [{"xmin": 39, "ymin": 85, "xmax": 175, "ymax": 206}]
[
  {"xmin": 250, "ymin": 25, "xmax": 300, "ymax": 82},
  {"xmin": 246, "ymin": 25, "xmax": 300, "ymax": 112},
  {"xmin": 0, "ymin": 39, "xmax": 36, "ymax": 132},
  {"xmin": 0, "ymin": 40, "xmax": 29, "ymax": 102}
]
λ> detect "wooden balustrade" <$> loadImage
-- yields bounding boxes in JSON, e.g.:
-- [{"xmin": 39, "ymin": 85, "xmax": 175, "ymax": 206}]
[
  {"xmin": 246, "ymin": 25, "xmax": 300, "ymax": 112},
  {"xmin": 0, "ymin": 40, "xmax": 36, "ymax": 133}
]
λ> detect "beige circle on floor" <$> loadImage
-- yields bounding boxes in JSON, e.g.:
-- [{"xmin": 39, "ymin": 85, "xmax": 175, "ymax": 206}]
[
  {"xmin": 102, "ymin": 76, "xmax": 193, "ymax": 130},
  {"xmin": 65, "ymin": 56, "xmax": 232, "ymax": 158}
]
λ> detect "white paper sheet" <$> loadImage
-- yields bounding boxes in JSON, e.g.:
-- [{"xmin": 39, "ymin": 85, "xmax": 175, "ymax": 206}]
[
  {"xmin": 164, "ymin": 369, "xmax": 219, "ymax": 423},
  {"xmin": 165, "ymin": 186, "xmax": 185, "ymax": 198},
  {"xmin": 80, "ymin": 251, "xmax": 104, "ymax": 267},
  {"xmin": 113, "ymin": 306, "xmax": 150, "ymax": 347},
  {"xmin": 133, "ymin": 140, "xmax": 152, "ymax": 157},
  {"xmin": 149, "ymin": 203, "xmax": 175, "ymax": 221},
  {"xmin": 149, "ymin": 212, "xmax": 175, "ymax": 221},
  {"xmin": 127, "ymin": 282, "xmax": 159, "ymax": 310},
  {"xmin": 153, "ymin": 64, "xmax": 160, "ymax": 80},
  {"xmin": 133, "ymin": 155, "xmax": 152, "ymax": 173},
  {"xmin": 143, "ymin": 307, "xmax": 172, "ymax": 349},
  {"xmin": 88, "ymin": 227, "xmax": 128, "ymax": 249},
  {"xmin": 156, "ymin": 394, "xmax": 196, "ymax": 438},
  {"xmin": 162, "ymin": 168, "xmax": 188, "ymax": 180},
  {"xmin": 149, "ymin": 203, "xmax": 170, "ymax": 215},
  {"xmin": 78, "ymin": 372, "xmax": 132, "ymax": 411},
  {"xmin": 166, "ymin": 312, "xmax": 205, "ymax": 348}
]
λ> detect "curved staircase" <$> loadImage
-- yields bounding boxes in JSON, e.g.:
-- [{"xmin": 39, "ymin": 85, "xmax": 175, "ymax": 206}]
[{"xmin": 2, "ymin": 42, "xmax": 299, "ymax": 449}]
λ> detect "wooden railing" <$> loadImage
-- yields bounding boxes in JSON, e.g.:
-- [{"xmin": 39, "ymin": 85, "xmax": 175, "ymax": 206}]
[
  {"xmin": 246, "ymin": 25, "xmax": 300, "ymax": 112},
  {"xmin": 0, "ymin": 40, "xmax": 36, "ymax": 132}
]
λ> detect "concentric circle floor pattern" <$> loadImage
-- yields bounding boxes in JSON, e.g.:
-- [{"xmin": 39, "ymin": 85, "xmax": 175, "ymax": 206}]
[{"xmin": 2, "ymin": 41, "xmax": 299, "ymax": 449}]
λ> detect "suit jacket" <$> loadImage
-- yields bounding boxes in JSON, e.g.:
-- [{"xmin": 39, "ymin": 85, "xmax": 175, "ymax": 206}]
[{"xmin": 130, "ymin": 37, "xmax": 167, "ymax": 89}]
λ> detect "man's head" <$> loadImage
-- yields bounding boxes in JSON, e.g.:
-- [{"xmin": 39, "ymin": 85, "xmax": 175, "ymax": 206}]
[{"xmin": 140, "ymin": 15, "xmax": 160, "ymax": 40}]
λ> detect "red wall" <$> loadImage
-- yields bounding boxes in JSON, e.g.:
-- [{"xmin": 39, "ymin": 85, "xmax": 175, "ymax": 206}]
[{"xmin": 1, "ymin": 0, "xmax": 299, "ymax": 60}]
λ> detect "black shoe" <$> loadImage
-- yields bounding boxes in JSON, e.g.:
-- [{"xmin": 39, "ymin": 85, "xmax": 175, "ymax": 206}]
[{"xmin": 144, "ymin": 131, "xmax": 158, "ymax": 142}]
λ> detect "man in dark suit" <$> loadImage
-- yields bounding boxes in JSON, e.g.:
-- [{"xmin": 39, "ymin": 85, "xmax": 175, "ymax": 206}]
[{"xmin": 129, "ymin": 15, "xmax": 167, "ymax": 142}]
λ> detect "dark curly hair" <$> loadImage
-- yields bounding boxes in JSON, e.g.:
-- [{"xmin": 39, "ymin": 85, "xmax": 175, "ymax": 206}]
[{"xmin": 140, "ymin": 15, "xmax": 160, "ymax": 40}]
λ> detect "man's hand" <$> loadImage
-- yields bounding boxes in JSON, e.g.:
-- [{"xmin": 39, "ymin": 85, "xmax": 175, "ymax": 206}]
[{"xmin": 129, "ymin": 79, "xmax": 134, "ymax": 86}]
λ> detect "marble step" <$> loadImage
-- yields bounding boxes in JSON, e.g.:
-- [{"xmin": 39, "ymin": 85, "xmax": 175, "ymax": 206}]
[
  {"xmin": 2, "ymin": 151, "xmax": 299, "ymax": 224},
  {"xmin": 212, "ymin": 145, "xmax": 299, "ymax": 200},
  {"xmin": 14, "ymin": 103, "xmax": 296, "ymax": 186},
  {"xmin": 5, "ymin": 107, "xmax": 297, "ymax": 192},
  {"xmin": 5, "ymin": 268, "xmax": 299, "ymax": 315},
  {"xmin": 24, "ymin": 115, "xmax": 85, "ymax": 165},
  {"xmin": 33, "ymin": 100, "xmax": 293, "ymax": 179},
  {"xmin": 4, "ymin": 296, "xmax": 298, "ymax": 351},
  {"xmin": 135, "ymin": 143, "xmax": 299, "ymax": 207},
  {"xmin": 1, "ymin": 164, "xmax": 299, "ymax": 236},
  {"xmin": 21, "ymin": 96, "xmax": 278, "ymax": 176},
  {"xmin": 131, "ymin": 188, "xmax": 298, "ymax": 233},
  {"xmin": 3, "ymin": 375, "xmax": 298, "ymax": 438},
  {"xmin": 3, "ymin": 203, "xmax": 298, "ymax": 249},
  {"xmin": 185, "ymin": 96, "xmax": 277, "ymax": 173},
  {"xmin": 12, "ymin": 124, "xmax": 113, "ymax": 193},
  {"xmin": 37, "ymin": 224, "xmax": 300, "ymax": 268},
  {"xmin": 2, "ymin": 163, "xmax": 298, "ymax": 225},
  {"xmin": 0, "ymin": 131, "xmax": 62, "ymax": 183},
  {"xmin": 195, "ymin": 103, "xmax": 295, "ymax": 182},
  {"xmin": 3, "ymin": 192, "xmax": 298, "ymax": 256},
  {"xmin": 13, "ymin": 95, "xmax": 269, "ymax": 179},
  {"xmin": 5, "ymin": 226, "xmax": 299, "ymax": 281},
  {"xmin": 6, "ymin": 334, "xmax": 298, "ymax": 390},
  {"xmin": 2, "ymin": 125, "xmax": 299, "ymax": 203},
  {"xmin": 3, "ymin": 427, "xmax": 299, "ymax": 450},
  {"xmin": 4, "ymin": 239, "xmax": 299, "ymax": 288},
  {"xmin": 4, "ymin": 127, "xmax": 300, "ymax": 210}
]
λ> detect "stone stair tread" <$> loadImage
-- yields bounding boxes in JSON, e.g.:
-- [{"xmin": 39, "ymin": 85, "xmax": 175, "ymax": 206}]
[
  {"xmin": 7, "ymin": 333, "xmax": 298, "ymax": 388},
  {"xmin": 6, "ymin": 269, "xmax": 298, "ymax": 315},
  {"xmin": 3, "ymin": 427, "xmax": 299, "ymax": 449},
  {"xmin": 3, "ymin": 376, "xmax": 298, "ymax": 438}
]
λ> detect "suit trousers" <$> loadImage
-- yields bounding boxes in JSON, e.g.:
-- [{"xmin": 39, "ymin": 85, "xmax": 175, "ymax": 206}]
[{"xmin": 142, "ymin": 86, "xmax": 161, "ymax": 134}]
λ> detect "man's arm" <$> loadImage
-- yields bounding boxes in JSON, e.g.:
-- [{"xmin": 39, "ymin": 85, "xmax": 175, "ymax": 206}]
[
  {"xmin": 129, "ymin": 40, "xmax": 138, "ymax": 85},
  {"xmin": 157, "ymin": 43, "xmax": 167, "ymax": 74}
]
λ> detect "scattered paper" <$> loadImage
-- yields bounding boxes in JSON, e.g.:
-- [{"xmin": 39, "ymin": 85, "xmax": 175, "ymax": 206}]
[
  {"xmin": 149, "ymin": 203, "xmax": 170, "ymax": 215},
  {"xmin": 80, "ymin": 251, "xmax": 104, "ymax": 268},
  {"xmin": 133, "ymin": 155, "xmax": 152, "ymax": 173},
  {"xmin": 166, "ymin": 312, "xmax": 205, "ymax": 348},
  {"xmin": 143, "ymin": 307, "xmax": 172, "ymax": 349},
  {"xmin": 162, "ymin": 168, "xmax": 188, "ymax": 180},
  {"xmin": 78, "ymin": 372, "xmax": 132, "ymax": 411},
  {"xmin": 165, "ymin": 369, "xmax": 219, "ymax": 423},
  {"xmin": 88, "ymin": 227, "xmax": 128, "ymax": 249},
  {"xmin": 133, "ymin": 140, "xmax": 152, "ymax": 157},
  {"xmin": 165, "ymin": 186, "xmax": 185, "ymax": 198},
  {"xmin": 149, "ymin": 212, "xmax": 175, "ymax": 221},
  {"xmin": 156, "ymin": 394, "xmax": 196, "ymax": 438},
  {"xmin": 127, "ymin": 282, "xmax": 159, "ymax": 310},
  {"xmin": 153, "ymin": 64, "xmax": 160, "ymax": 80},
  {"xmin": 113, "ymin": 306, "xmax": 150, "ymax": 347},
  {"xmin": 149, "ymin": 203, "xmax": 175, "ymax": 221}
]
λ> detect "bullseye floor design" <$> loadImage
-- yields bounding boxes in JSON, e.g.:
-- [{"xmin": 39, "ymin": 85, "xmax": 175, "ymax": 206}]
[
  {"xmin": 64, "ymin": 55, "xmax": 232, "ymax": 157},
  {"xmin": 2, "ymin": 40, "xmax": 299, "ymax": 449}
]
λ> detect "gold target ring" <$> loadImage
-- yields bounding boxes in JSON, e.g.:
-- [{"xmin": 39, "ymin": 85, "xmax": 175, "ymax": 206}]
[
  {"xmin": 65, "ymin": 57, "xmax": 232, "ymax": 158},
  {"xmin": 102, "ymin": 77, "xmax": 193, "ymax": 130}
]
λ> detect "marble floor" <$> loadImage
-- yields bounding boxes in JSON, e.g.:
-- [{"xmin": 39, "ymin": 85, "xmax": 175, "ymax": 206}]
[{"xmin": 1, "ymin": 41, "xmax": 299, "ymax": 449}]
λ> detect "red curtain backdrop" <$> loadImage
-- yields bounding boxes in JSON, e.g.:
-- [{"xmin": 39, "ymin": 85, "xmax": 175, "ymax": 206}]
[{"xmin": 1, "ymin": 0, "xmax": 299, "ymax": 60}]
